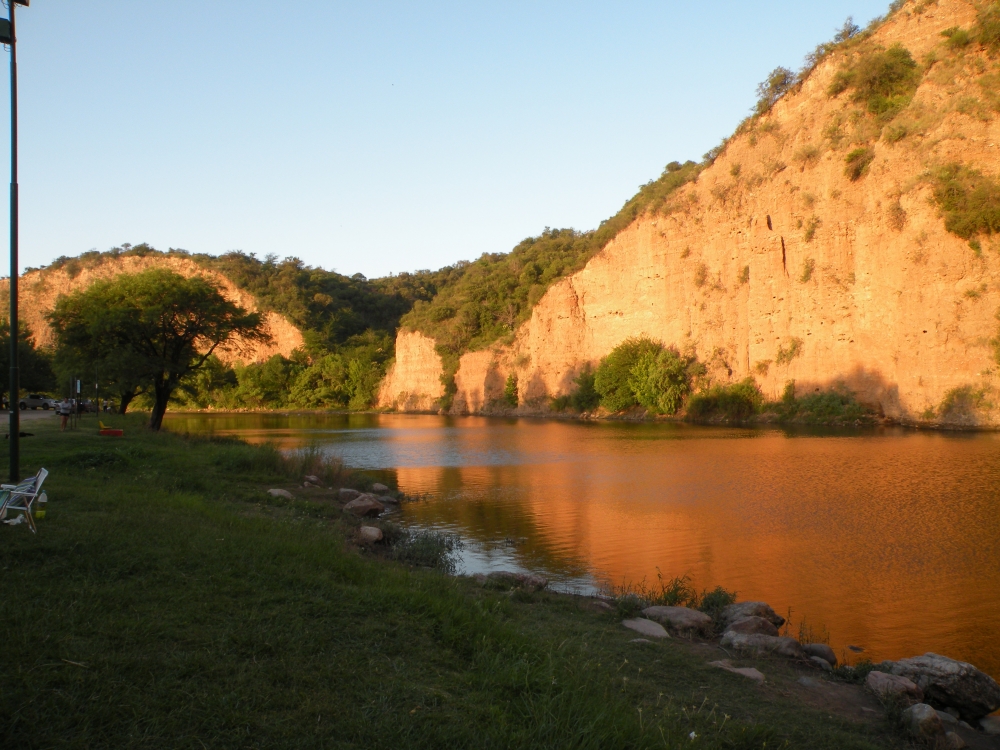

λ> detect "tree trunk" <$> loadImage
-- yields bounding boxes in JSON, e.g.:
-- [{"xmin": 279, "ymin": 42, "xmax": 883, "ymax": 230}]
[
  {"xmin": 119, "ymin": 391, "xmax": 135, "ymax": 415},
  {"xmin": 149, "ymin": 381, "xmax": 172, "ymax": 431}
]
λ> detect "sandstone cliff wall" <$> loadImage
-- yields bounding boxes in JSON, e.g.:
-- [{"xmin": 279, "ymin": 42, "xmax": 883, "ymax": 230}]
[
  {"xmin": 378, "ymin": 330, "xmax": 444, "ymax": 411},
  {"xmin": 384, "ymin": 0, "xmax": 1000, "ymax": 426},
  {"xmin": 0, "ymin": 255, "xmax": 303, "ymax": 364}
]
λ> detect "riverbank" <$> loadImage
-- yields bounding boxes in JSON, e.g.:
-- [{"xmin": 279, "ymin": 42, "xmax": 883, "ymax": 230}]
[{"xmin": 1, "ymin": 415, "xmax": 989, "ymax": 748}]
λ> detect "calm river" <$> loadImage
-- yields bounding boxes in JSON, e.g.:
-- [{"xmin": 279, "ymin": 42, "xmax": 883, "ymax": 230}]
[{"xmin": 165, "ymin": 412, "xmax": 1000, "ymax": 678}]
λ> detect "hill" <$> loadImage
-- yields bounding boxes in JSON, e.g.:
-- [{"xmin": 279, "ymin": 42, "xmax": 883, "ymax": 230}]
[
  {"xmin": 0, "ymin": 245, "xmax": 449, "ymax": 410},
  {"xmin": 380, "ymin": 0, "xmax": 1000, "ymax": 427}
]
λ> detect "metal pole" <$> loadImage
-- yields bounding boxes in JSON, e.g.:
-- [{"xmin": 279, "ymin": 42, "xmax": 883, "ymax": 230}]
[{"xmin": 8, "ymin": 0, "xmax": 19, "ymax": 482}]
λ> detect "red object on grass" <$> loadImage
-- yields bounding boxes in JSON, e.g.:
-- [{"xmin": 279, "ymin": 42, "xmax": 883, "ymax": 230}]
[{"xmin": 99, "ymin": 429, "xmax": 124, "ymax": 437}]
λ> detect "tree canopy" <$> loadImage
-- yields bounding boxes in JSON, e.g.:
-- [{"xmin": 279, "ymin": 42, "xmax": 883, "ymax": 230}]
[{"xmin": 48, "ymin": 269, "xmax": 267, "ymax": 429}]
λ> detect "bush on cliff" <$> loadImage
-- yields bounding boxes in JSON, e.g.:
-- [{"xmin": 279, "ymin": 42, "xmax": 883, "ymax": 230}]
[
  {"xmin": 932, "ymin": 163, "xmax": 1000, "ymax": 240},
  {"xmin": 828, "ymin": 44, "xmax": 920, "ymax": 120}
]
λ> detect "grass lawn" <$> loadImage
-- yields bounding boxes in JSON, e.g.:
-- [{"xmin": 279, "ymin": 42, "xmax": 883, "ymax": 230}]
[{"xmin": 0, "ymin": 414, "xmax": 910, "ymax": 748}]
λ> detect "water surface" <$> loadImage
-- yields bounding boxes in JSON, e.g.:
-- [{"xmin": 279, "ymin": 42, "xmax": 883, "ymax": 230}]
[{"xmin": 166, "ymin": 412, "xmax": 1000, "ymax": 678}]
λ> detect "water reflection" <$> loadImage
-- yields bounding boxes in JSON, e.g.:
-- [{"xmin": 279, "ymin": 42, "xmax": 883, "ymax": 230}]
[{"xmin": 166, "ymin": 412, "xmax": 1000, "ymax": 677}]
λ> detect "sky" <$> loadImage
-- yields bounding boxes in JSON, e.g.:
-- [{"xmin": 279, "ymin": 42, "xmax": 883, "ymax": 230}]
[{"xmin": 0, "ymin": 0, "xmax": 895, "ymax": 279}]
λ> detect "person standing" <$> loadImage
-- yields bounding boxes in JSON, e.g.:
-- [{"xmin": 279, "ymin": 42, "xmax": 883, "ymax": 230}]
[{"xmin": 58, "ymin": 398, "xmax": 71, "ymax": 431}]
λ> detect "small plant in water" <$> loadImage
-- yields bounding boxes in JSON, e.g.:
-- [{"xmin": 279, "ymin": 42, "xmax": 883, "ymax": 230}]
[{"xmin": 388, "ymin": 528, "xmax": 464, "ymax": 574}]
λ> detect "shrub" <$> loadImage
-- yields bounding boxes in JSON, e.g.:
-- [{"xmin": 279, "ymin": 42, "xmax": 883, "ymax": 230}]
[
  {"xmin": 754, "ymin": 67, "xmax": 796, "ymax": 116},
  {"xmin": 694, "ymin": 263, "xmax": 708, "ymax": 288},
  {"xmin": 776, "ymin": 337, "xmax": 804, "ymax": 365},
  {"xmin": 698, "ymin": 586, "xmax": 738, "ymax": 631},
  {"xmin": 800, "ymin": 258, "xmax": 815, "ymax": 283},
  {"xmin": 686, "ymin": 378, "xmax": 764, "ymax": 421},
  {"xmin": 941, "ymin": 26, "xmax": 972, "ymax": 50},
  {"xmin": 828, "ymin": 44, "xmax": 920, "ymax": 119},
  {"xmin": 569, "ymin": 365, "xmax": 601, "ymax": 412},
  {"xmin": 845, "ymin": 147, "xmax": 875, "ymax": 181},
  {"xmin": 502, "ymin": 372, "xmax": 518, "ymax": 407},
  {"xmin": 628, "ymin": 347, "xmax": 694, "ymax": 415},
  {"xmin": 775, "ymin": 386, "xmax": 874, "ymax": 424},
  {"xmin": 794, "ymin": 144, "xmax": 821, "ymax": 166},
  {"xmin": 389, "ymin": 529, "xmax": 463, "ymax": 574},
  {"xmin": 804, "ymin": 215, "xmax": 821, "ymax": 242},
  {"xmin": 932, "ymin": 163, "xmax": 1000, "ymax": 239},
  {"xmin": 738, "ymin": 265, "xmax": 750, "ymax": 285},
  {"xmin": 593, "ymin": 337, "xmax": 663, "ymax": 411},
  {"xmin": 977, "ymin": 2, "xmax": 1000, "ymax": 53}
]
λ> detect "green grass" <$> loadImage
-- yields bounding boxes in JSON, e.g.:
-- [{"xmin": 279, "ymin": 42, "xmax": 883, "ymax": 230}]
[{"xmin": 0, "ymin": 416, "xmax": 912, "ymax": 748}]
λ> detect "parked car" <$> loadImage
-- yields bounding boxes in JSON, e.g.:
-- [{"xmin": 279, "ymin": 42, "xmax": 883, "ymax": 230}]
[{"xmin": 19, "ymin": 394, "xmax": 57, "ymax": 410}]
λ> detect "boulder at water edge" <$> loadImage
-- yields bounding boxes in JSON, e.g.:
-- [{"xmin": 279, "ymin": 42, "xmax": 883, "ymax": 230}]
[
  {"xmin": 944, "ymin": 732, "xmax": 967, "ymax": 750},
  {"xmin": 371, "ymin": 483, "xmax": 389, "ymax": 493},
  {"xmin": 358, "ymin": 526, "xmax": 383, "ymax": 543},
  {"xmin": 641, "ymin": 606, "xmax": 714, "ymax": 637},
  {"xmin": 622, "ymin": 619, "xmax": 670, "ymax": 639},
  {"xmin": 726, "ymin": 616, "xmax": 779, "ymax": 637},
  {"xmin": 865, "ymin": 671, "xmax": 923, "ymax": 703},
  {"xmin": 802, "ymin": 643, "xmax": 838, "ymax": 667},
  {"xmin": 901, "ymin": 703, "xmax": 945, "ymax": 739},
  {"xmin": 338, "ymin": 488, "xmax": 361, "ymax": 500},
  {"xmin": 304, "ymin": 475, "xmax": 320, "ymax": 484},
  {"xmin": 343, "ymin": 494, "xmax": 384, "ymax": 518},
  {"xmin": 886, "ymin": 653, "xmax": 1000, "ymax": 721},
  {"xmin": 720, "ymin": 632, "xmax": 803, "ymax": 659},
  {"xmin": 981, "ymin": 714, "xmax": 1000, "ymax": 735},
  {"xmin": 720, "ymin": 602, "xmax": 785, "ymax": 629},
  {"xmin": 267, "ymin": 489, "xmax": 293, "ymax": 500}
]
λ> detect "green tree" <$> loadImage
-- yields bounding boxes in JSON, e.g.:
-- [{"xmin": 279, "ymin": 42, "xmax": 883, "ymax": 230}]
[
  {"xmin": 0, "ymin": 320, "xmax": 56, "ymax": 397},
  {"xmin": 569, "ymin": 365, "xmax": 600, "ymax": 411},
  {"xmin": 49, "ymin": 269, "xmax": 267, "ymax": 430},
  {"xmin": 628, "ymin": 347, "xmax": 694, "ymax": 415},
  {"xmin": 502, "ymin": 373, "xmax": 518, "ymax": 408},
  {"xmin": 594, "ymin": 337, "xmax": 664, "ymax": 412}
]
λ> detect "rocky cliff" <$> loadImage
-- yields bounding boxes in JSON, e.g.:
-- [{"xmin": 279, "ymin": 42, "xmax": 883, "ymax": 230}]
[
  {"xmin": 0, "ymin": 254, "xmax": 303, "ymax": 363},
  {"xmin": 382, "ymin": 0, "xmax": 1000, "ymax": 426}
]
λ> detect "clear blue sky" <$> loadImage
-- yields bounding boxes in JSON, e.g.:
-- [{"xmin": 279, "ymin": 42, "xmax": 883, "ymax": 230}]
[{"xmin": 0, "ymin": 0, "xmax": 893, "ymax": 279}]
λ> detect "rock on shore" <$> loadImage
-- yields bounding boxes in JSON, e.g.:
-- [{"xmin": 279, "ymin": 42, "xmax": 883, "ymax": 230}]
[
  {"xmin": 865, "ymin": 671, "xmax": 923, "ymax": 703},
  {"xmin": 720, "ymin": 602, "xmax": 785, "ymax": 630},
  {"xmin": 883, "ymin": 653, "xmax": 1000, "ymax": 721},
  {"xmin": 641, "ymin": 606, "xmax": 713, "ymax": 637},
  {"xmin": 343, "ymin": 494, "xmax": 384, "ymax": 518},
  {"xmin": 720, "ymin": 632, "xmax": 803, "ymax": 659}
]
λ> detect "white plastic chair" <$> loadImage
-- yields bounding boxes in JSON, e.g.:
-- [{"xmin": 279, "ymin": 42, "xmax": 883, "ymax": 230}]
[{"xmin": 0, "ymin": 468, "xmax": 48, "ymax": 534}]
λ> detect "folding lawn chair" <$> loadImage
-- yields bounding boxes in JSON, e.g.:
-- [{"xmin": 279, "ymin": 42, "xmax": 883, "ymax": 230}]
[{"xmin": 0, "ymin": 468, "xmax": 48, "ymax": 534}]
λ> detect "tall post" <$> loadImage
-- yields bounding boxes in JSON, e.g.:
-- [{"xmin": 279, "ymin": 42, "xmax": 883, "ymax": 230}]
[{"xmin": 8, "ymin": 0, "xmax": 19, "ymax": 482}]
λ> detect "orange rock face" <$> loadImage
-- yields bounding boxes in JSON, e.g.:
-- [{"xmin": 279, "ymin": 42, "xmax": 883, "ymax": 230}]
[
  {"xmin": 378, "ymin": 330, "xmax": 444, "ymax": 411},
  {"xmin": 0, "ymin": 254, "xmax": 303, "ymax": 364},
  {"xmin": 384, "ymin": 0, "xmax": 1000, "ymax": 426}
]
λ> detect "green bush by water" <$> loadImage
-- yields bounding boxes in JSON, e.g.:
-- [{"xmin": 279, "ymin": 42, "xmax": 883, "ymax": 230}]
[
  {"xmin": 686, "ymin": 379, "xmax": 764, "ymax": 422},
  {"xmin": 594, "ymin": 338, "xmax": 704, "ymax": 414}
]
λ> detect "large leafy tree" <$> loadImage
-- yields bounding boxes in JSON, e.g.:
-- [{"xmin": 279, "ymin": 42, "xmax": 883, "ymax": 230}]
[
  {"xmin": 48, "ymin": 269, "xmax": 268, "ymax": 429},
  {"xmin": 0, "ymin": 320, "xmax": 56, "ymax": 396}
]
